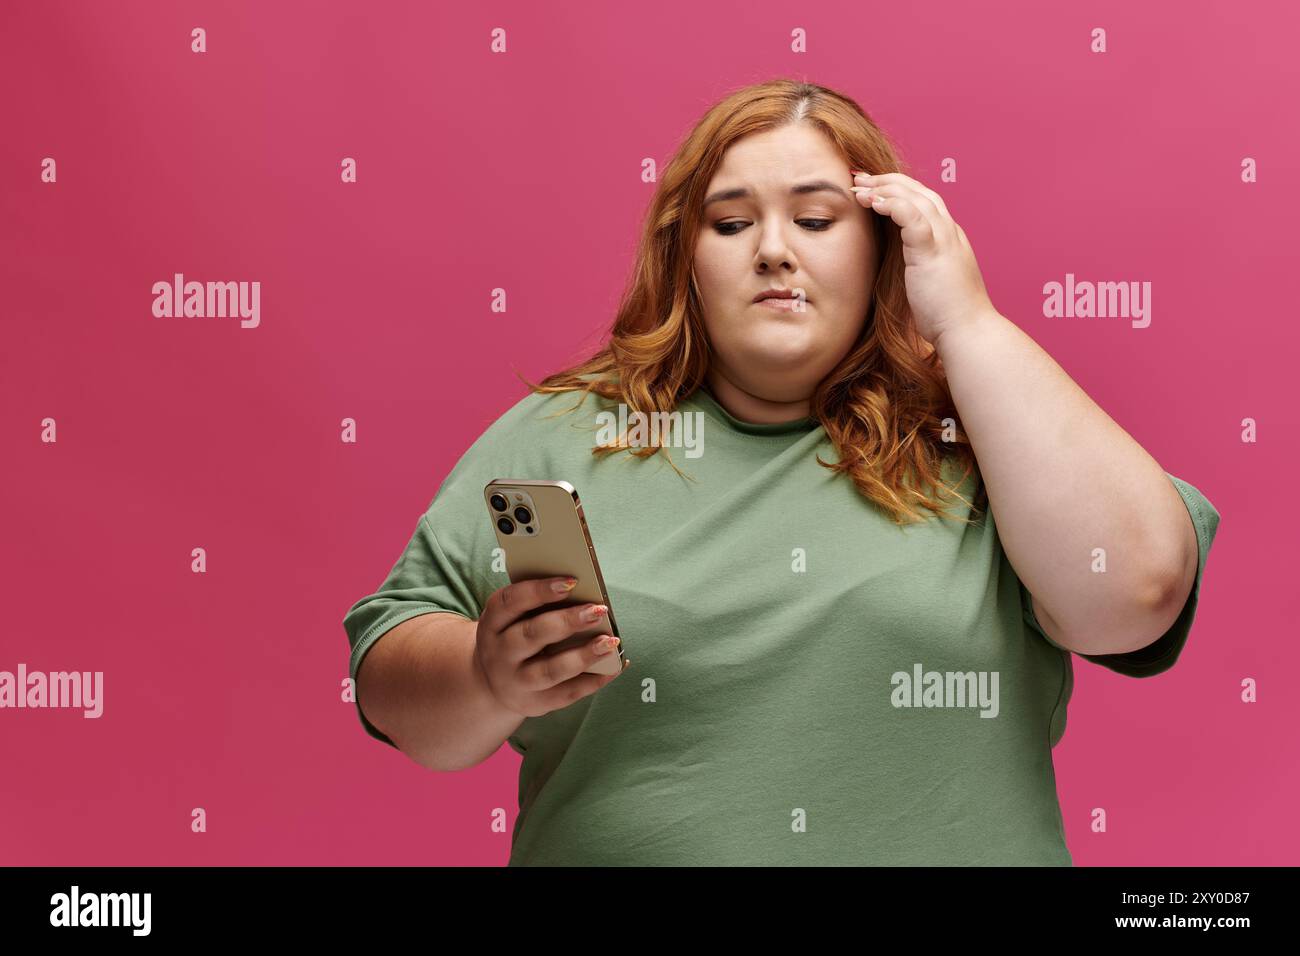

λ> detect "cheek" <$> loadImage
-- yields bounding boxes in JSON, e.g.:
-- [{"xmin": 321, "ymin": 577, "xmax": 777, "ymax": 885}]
[
  {"xmin": 694, "ymin": 234, "xmax": 741, "ymax": 281},
  {"xmin": 806, "ymin": 233, "xmax": 872, "ymax": 299},
  {"xmin": 694, "ymin": 248, "xmax": 748, "ymax": 311}
]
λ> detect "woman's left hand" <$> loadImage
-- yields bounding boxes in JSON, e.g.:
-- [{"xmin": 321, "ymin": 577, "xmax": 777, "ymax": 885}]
[{"xmin": 851, "ymin": 170, "xmax": 996, "ymax": 348}]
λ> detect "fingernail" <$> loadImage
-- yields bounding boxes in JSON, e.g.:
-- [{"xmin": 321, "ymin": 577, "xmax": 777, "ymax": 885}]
[
  {"xmin": 592, "ymin": 634, "xmax": 618, "ymax": 654},
  {"xmin": 552, "ymin": 577, "xmax": 578, "ymax": 592},
  {"xmin": 580, "ymin": 603, "xmax": 607, "ymax": 622}
]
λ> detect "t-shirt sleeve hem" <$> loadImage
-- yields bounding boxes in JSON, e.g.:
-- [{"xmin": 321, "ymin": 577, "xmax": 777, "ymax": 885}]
[
  {"xmin": 1075, "ymin": 472, "xmax": 1220, "ymax": 679},
  {"xmin": 343, "ymin": 509, "xmax": 485, "ymax": 748},
  {"xmin": 350, "ymin": 608, "xmax": 441, "ymax": 748}
]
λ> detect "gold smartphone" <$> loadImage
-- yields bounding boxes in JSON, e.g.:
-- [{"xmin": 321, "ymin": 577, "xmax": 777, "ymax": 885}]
[{"xmin": 483, "ymin": 479, "xmax": 627, "ymax": 676}]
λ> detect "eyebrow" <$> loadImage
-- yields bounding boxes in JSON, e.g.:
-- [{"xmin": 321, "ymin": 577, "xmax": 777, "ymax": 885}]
[{"xmin": 703, "ymin": 179, "xmax": 852, "ymax": 208}]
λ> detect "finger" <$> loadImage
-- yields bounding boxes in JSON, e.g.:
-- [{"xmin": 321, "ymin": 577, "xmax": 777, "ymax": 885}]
[
  {"xmin": 854, "ymin": 171, "xmax": 953, "ymax": 222},
  {"xmin": 856, "ymin": 181, "xmax": 949, "ymax": 240},
  {"xmin": 520, "ymin": 629, "xmax": 622, "ymax": 692},
  {"xmin": 533, "ymin": 669, "xmax": 619, "ymax": 711},
  {"xmin": 954, "ymin": 219, "xmax": 972, "ymax": 251},
  {"xmin": 848, "ymin": 183, "xmax": 877, "ymax": 211},
  {"xmin": 856, "ymin": 185, "xmax": 941, "ymax": 254},
  {"xmin": 483, "ymin": 575, "xmax": 579, "ymax": 632},
  {"xmin": 506, "ymin": 601, "xmax": 609, "ymax": 663}
]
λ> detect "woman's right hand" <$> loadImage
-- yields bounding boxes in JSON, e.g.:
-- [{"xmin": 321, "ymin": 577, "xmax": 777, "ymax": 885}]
[{"xmin": 472, "ymin": 576, "xmax": 627, "ymax": 719}]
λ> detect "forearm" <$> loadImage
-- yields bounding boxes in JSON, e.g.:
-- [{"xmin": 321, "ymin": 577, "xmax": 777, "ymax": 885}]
[
  {"xmin": 357, "ymin": 612, "xmax": 524, "ymax": 771},
  {"xmin": 934, "ymin": 309, "xmax": 1195, "ymax": 655}
]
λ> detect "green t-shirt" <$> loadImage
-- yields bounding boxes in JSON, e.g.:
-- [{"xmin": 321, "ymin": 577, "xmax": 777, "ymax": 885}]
[{"xmin": 342, "ymin": 384, "xmax": 1220, "ymax": 866}]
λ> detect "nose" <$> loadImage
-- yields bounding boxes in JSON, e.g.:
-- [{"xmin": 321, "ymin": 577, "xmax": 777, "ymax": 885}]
[{"xmin": 754, "ymin": 217, "xmax": 796, "ymax": 273}]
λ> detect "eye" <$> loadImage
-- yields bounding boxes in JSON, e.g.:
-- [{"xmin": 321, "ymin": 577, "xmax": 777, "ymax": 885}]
[{"xmin": 713, "ymin": 219, "xmax": 834, "ymax": 235}]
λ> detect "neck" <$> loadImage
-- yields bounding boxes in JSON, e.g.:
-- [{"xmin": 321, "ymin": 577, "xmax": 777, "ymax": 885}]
[{"xmin": 704, "ymin": 369, "xmax": 812, "ymax": 425}]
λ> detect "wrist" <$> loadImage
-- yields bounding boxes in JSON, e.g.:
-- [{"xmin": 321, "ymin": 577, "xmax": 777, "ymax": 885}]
[
  {"xmin": 469, "ymin": 628, "xmax": 526, "ymax": 721},
  {"xmin": 934, "ymin": 306, "xmax": 1003, "ymax": 360}
]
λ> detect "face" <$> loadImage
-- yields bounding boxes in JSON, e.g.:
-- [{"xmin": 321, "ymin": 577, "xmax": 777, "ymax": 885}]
[{"xmin": 692, "ymin": 123, "xmax": 876, "ymax": 405}]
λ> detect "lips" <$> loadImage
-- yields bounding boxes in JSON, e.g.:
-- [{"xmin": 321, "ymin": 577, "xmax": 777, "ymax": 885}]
[
  {"xmin": 753, "ymin": 289, "xmax": 808, "ymax": 303},
  {"xmin": 755, "ymin": 296, "xmax": 806, "ymax": 311},
  {"xmin": 753, "ymin": 288, "xmax": 811, "ymax": 312}
]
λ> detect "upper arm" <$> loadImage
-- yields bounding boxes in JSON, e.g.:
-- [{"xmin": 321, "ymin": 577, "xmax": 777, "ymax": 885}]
[
  {"xmin": 1030, "ymin": 593, "xmax": 1066, "ymax": 646},
  {"xmin": 1020, "ymin": 471, "xmax": 1221, "ymax": 679}
]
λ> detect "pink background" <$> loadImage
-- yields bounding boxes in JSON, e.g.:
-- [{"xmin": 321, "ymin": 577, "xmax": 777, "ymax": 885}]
[{"xmin": 1, "ymin": 0, "xmax": 1293, "ymax": 865}]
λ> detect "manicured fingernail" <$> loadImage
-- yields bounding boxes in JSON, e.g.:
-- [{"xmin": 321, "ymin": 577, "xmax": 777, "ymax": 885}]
[
  {"xmin": 580, "ymin": 604, "xmax": 607, "ymax": 622},
  {"xmin": 553, "ymin": 577, "xmax": 578, "ymax": 592},
  {"xmin": 592, "ymin": 634, "xmax": 619, "ymax": 654}
]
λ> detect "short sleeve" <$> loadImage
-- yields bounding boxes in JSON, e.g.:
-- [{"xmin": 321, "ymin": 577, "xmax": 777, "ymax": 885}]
[
  {"xmin": 1021, "ymin": 471, "xmax": 1221, "ymax": 678},
  {"xmin": 340, "ymin": 392, "xmax": 555, "ymax": 747},
  {"xmin": 342, "ymin": 514, "xmax": 481, "ymax": 747}
]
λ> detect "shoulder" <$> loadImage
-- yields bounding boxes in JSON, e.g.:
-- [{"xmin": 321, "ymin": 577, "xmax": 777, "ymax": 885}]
[
  {"xmin": 441, "ymin": 385, "xmax": 612, "ymax": 480},
  {"xmin": 478, "ymin": 386, "xmax": 612, "ymax": 446},
  {"xmin": 419, "ymin": 386, "xmax": 603, "ymax": 514}
]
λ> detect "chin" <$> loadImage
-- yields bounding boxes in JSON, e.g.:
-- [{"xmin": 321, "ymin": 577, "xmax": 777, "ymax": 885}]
[
  {"xmin": 751, "ymin": 317, "xmax": 820, "ymax": 342},
  {"xmin": 743, "ymin": 342, "xmax": 819, "ymax": 371}
]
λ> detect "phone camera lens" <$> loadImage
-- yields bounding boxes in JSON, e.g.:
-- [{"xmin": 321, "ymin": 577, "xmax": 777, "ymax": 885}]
[
  {"xmin": 497, "ymin": 516, "xmax": 515, "ymax": 534},
  {"xmin": 513, "ymin": 506, "xmax": 532, "ymax": 524},
  {"xmin": 490, "ymin": 494, "xmax": 508, "ymax": 512}
]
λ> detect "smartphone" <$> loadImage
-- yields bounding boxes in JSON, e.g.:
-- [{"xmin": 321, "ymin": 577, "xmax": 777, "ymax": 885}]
[{"xmin": 483, "ymin": 479, "xmax": 627, "ymax": 676}]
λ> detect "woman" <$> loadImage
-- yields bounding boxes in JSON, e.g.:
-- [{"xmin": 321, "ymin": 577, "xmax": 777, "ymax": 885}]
[{"xmin": 343, "ymin": 79, "xmax": 1220, "ymax": 866}]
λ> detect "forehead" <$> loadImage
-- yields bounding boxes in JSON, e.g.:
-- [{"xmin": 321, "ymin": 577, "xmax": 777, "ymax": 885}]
[{"xmin": 709, "ymin": 124, "xmax": 843, "ymax": 184}]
